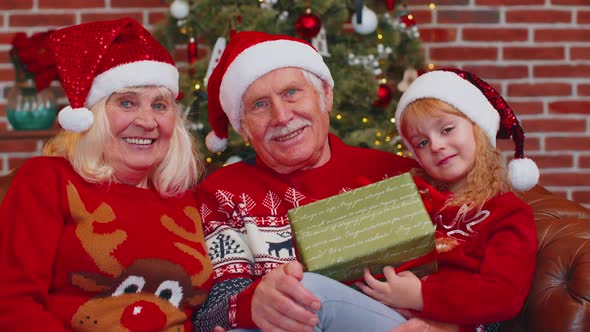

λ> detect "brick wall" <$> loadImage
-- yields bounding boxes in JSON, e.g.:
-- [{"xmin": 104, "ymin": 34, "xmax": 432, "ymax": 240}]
[
  {"xmin": 414, "ymin": 0, "xmax": 590, "ymax": 207},
  {"xmin": 1, "ymin": 0, "xmax": 589, "ymax": 207}
]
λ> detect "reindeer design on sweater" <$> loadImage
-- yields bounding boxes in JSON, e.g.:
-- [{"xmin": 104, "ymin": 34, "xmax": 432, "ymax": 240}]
[
  {"xmin": 267, "ymin": 231, "xmax": 293, "ymax": 256},
  {"xmin": 65, "ymin": 182, "xmax": 212, "ymax": 331}
]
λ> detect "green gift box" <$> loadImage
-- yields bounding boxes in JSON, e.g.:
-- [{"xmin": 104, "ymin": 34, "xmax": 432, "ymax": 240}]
[{"xmin": 288, "ymin": 172, "xmax": 436, "ymax": 283}]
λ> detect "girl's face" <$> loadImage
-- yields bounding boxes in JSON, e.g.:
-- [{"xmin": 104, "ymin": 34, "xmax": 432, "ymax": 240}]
[
  {"xmin": 104, "ymin": 87, "xmax": 176, "ymax": 186},
  {"xmin": 405, "ymin": 111, "xmax": 477, "ymax": 192}
]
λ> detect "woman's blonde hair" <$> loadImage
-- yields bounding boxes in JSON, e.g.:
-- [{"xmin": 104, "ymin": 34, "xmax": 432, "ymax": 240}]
[
  {"xmin": 399, "ymin": 98, "xmax": 511, "ymax": 212},
  {"xmin": 44, "ymin": 86, "xmax": 204, "ymax": 197}
]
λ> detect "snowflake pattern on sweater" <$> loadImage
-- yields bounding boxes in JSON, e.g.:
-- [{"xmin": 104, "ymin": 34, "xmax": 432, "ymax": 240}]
[{"xmin": 203, "ymin": 189, "xmax": 305, "ymax": 281}]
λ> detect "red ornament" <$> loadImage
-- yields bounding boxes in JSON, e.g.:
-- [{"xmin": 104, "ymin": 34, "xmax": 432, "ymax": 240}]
[
  {"xmin": 373, "ymin": 83, "xmax": 393, "ymax": 108},
  {"xmin": 295, "ymin": 11, "xmax": 322, "ymax": 39},
  {"xmin": 400, "ymin": 14, "xmax": 416, "ymax": 27},
  {"xmin": 176, "ymin": 91, "xmax": 184, "ymax": 102},
  {"xmin": 187, "ymin": 37, "xmax": 198, "ymax": 64},
  {"xmin": 187, "ymin": 36, "xmax": 198, "ymax": 77},
  {"xmin": 386, "ymin": 0, "xmax": 396, "ymax": 11}
]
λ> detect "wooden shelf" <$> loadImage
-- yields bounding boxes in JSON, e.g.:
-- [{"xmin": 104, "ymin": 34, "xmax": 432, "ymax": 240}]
[{"xmin": 0, "ymin": 129, "xmax": 59, "ymax": 140}]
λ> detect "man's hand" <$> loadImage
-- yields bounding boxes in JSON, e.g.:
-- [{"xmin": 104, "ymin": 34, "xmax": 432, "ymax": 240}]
[
  {"xmin": 390, "ymin": 317, "xmax": 460, "ymax": 332},
  {"xmin": 356, "ymin": 266, "xmax": 423, "ymax": 311},
  {"xmin": 251, "ymin": 262, "xmax": 321, "ymax": 332}
]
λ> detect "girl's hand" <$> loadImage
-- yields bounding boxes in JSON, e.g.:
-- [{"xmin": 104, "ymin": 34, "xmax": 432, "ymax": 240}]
[
  {"xmin": 390, "ymin": 317, "xmax": 459, "ymax": 332},
  {"xmin": 355, "ymin": 266, "xmax": 423, "ymax": 311}
]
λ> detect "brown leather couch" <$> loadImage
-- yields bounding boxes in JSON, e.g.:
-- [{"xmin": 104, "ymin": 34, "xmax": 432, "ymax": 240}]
[
  {"xmin": 0, "ymin": 169, "xmax": 588, "ymax": 331},
  {"xmin": 503, "ymin": 186, "xmax": 590, "ymax": 332}
]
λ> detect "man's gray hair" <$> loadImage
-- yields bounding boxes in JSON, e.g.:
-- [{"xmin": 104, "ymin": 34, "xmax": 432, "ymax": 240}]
[{"xmin": 300, "ymin": 69, "xmax": 330, "ymax": 113}]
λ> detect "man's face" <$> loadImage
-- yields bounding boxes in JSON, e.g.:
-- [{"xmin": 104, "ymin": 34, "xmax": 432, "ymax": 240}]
[{"xmin": 240, "ymin": 68, "xmax": 333, "ymax": 174}]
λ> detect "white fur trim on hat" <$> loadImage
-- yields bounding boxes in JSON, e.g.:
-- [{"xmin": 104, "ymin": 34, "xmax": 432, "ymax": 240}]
[
  {"xmin": 219, "ymin": 39, "xmax": 334, "ymax": 135},
  {"xmin": 206, "ymin": 131, "xmax": 228, "ymax": 153},
  {"xmin": 396, "ymin": 71, "xmax": 500, "ymax": 147},
  {"xmin": 508, "ymin": 157, "xmax": 539, "ymax": 192},
  {"xmin": 58, "ymin": 105, "xmax": 94, "ymax": 132},
  {"xmin": 86, "ymin": 60, "xmax": 179, "ymax": 107}
]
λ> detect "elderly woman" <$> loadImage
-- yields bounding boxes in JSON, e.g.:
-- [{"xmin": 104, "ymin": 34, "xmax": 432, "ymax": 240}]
[{"xmin": 0, "ymin": 18, "xmax": 212, "ymax": 331}]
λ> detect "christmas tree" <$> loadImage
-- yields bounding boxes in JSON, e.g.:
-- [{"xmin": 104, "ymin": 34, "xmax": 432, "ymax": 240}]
[{"xmin": 155, "ymin": 0, "xmax": 425, "ymax": 166}]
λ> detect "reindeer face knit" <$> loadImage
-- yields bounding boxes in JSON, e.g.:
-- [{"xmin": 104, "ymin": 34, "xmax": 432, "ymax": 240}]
[{"xmin": 0, "ymin": 157, "xmax": 212, "ymax": 331}]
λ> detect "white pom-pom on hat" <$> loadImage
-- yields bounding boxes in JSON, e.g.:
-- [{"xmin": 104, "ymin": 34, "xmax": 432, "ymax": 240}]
[
  {"xmin": 508, "ymin": 158, "xmax": 539, "ymax": 192},
  {"xmin": 57, "ymin": 106, "xmax": 94, "ymax": 133},
  {"xmin": 206, "ymin": 131, "xmax": 228, "ymax": 153}
]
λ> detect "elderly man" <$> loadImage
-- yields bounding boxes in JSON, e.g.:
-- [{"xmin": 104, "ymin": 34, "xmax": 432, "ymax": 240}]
[{"xmin": 195, "ymin": 31, "xmax": 454, "ymax": 332}]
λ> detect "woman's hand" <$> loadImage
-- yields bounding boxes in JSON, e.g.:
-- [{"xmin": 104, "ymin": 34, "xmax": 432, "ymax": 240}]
[
  {"xmin": 356, "ymin": 266, "xmax": 423, "ymax": 311},
  {"xmin": 251, "ymin": 262, "xmax": 321, "ymax": 332}
]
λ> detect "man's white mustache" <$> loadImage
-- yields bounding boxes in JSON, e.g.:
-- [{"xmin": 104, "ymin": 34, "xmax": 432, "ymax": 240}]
[{"xmin": 265, "ymin": 118, "xmax": 312, "ymax": 142}]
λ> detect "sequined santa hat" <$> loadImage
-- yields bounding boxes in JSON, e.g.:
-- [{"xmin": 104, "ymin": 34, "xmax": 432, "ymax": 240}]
[
  {"xmin": 395, "ymin": 68, "xmax": 539, "ymax": 192},
  {"xmin": 205, "ymin": 31, "xmax": 334, "ymax": 152},
  {"xmin": 49, "ymin": 17, "xmax": 178, "ymax": 132}
]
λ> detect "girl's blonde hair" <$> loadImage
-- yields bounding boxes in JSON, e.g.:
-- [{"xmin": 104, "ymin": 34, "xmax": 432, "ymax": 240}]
[
  {"xmin": 44, "ymin": 86, "xmax": 204, "ymax": 197},
  {"xmin": 399, "ymin": 98, "xmax": 511, "ymax": 212}
]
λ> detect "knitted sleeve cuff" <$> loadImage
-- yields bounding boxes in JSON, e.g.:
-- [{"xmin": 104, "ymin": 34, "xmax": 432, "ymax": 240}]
[{"xmin": 233, "ymin": 278, "xmax": 263, "ymax": 328}]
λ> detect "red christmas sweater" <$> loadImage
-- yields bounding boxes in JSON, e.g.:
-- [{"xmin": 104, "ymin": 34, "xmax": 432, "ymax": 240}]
[
  {"xmin": 194, "ymin": 134, "xmax": 418, "ymax": 330},
  {"xmin": 0, "ymin": 156, "xmax": 213, "ymax": 331},
  {"xmin": 415, "ymin": 178, "xmax": 538, "ymax": 331}
]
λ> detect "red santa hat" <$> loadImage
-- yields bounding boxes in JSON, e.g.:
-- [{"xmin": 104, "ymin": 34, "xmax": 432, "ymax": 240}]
[
  {"xmin": 395, "ymin": 68, "xmax": 539, "ymax": 192},
  {"xmin": 49, "ymin": 17, "xmax": 179, "ymax": 132},
  {"xmin": 205, "ymin": 31, "xmax": 334, "ymax": 152}
]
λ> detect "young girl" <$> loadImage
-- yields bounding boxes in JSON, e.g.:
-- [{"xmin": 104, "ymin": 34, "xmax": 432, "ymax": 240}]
[{"xmin": 356, "ymin": 68, "xmax": 539, "ymax": 332}]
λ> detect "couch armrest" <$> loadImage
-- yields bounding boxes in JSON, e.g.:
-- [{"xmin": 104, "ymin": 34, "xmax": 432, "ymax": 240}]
[
  {"xmin": 520, "ymin": 185, "xmax": 590, "ymax": 221},
  {"xmin": 526, "ymin": 217, "xmax": 590, "ymax": 331},
  {"xmin": 502, "ymin": 187, "xmax": 590, "ymax": 332}
]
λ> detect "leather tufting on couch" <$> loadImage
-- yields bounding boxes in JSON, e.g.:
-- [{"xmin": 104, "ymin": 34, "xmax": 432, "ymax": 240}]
[
  {"xmin": 0, "ymin": 169, "xmax": 588, "ymax": 331},
  {"xmin": 502, "ymin": 186, "xmax": 590, "ymax": 332}
]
